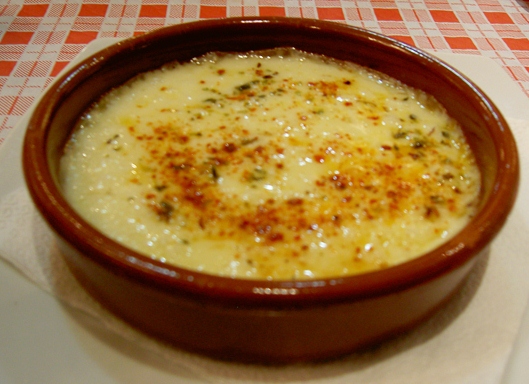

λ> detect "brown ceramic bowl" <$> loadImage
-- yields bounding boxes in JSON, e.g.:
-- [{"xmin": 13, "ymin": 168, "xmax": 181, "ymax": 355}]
[{"xmin": 23, "ymin": 17, "xmax": 519, "ymax": 363}]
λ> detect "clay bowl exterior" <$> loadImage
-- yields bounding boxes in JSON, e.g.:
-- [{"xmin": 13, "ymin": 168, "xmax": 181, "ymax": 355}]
[{"xmin": 23, "ymin": 17, "xmax": 519, "ymax": 363}]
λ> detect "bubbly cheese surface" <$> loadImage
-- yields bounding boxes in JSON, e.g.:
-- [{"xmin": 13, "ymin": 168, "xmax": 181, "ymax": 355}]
[{"xmin": 60, "ymin": 49, "xmax": 481, "ymax": 280}]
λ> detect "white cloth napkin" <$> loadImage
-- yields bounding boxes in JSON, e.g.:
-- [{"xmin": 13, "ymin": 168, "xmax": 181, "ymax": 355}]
[{"xmin": 1, "ymin": 117, "xmax": 528, "ymax": 384}]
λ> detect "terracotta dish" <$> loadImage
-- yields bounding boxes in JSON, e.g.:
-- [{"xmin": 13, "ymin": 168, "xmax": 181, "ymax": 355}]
[{"xmin": 22, "ymin": 17, "xmax": 519, "ymax": 363}]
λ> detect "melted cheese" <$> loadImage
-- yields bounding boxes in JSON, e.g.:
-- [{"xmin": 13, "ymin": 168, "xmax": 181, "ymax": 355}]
[{"xmin": 60, "ymin": 49, "xmax": 481, "ymax": 280}]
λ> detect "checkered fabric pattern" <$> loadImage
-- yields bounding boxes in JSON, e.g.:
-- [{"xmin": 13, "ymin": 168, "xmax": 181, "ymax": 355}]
[{"xmin": 1, "ymin": 0, "xmax": 529, "ymax": 145}]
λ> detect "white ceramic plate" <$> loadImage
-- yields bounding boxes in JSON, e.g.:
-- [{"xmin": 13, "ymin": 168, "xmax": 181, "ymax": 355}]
[{"xmin": 1, "ymin": 38, "xmax": 528, "ymax": 384}]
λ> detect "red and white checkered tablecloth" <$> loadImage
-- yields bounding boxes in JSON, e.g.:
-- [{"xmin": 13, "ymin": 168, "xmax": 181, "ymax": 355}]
[{"xmin": 1, "ymin": 0, "xmax": 529, "ymax": 146}]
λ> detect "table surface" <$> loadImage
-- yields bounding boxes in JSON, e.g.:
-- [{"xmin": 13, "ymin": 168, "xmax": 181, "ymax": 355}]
[{"xmin": 1, "ymin": 0, "xmax": 529, "ymax": 147}]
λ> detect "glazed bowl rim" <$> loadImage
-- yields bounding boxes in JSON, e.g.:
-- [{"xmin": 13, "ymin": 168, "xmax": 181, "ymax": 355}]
[{"xmin": 22, "ymin": 17, "xmax": 519, "ymax": 307}]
